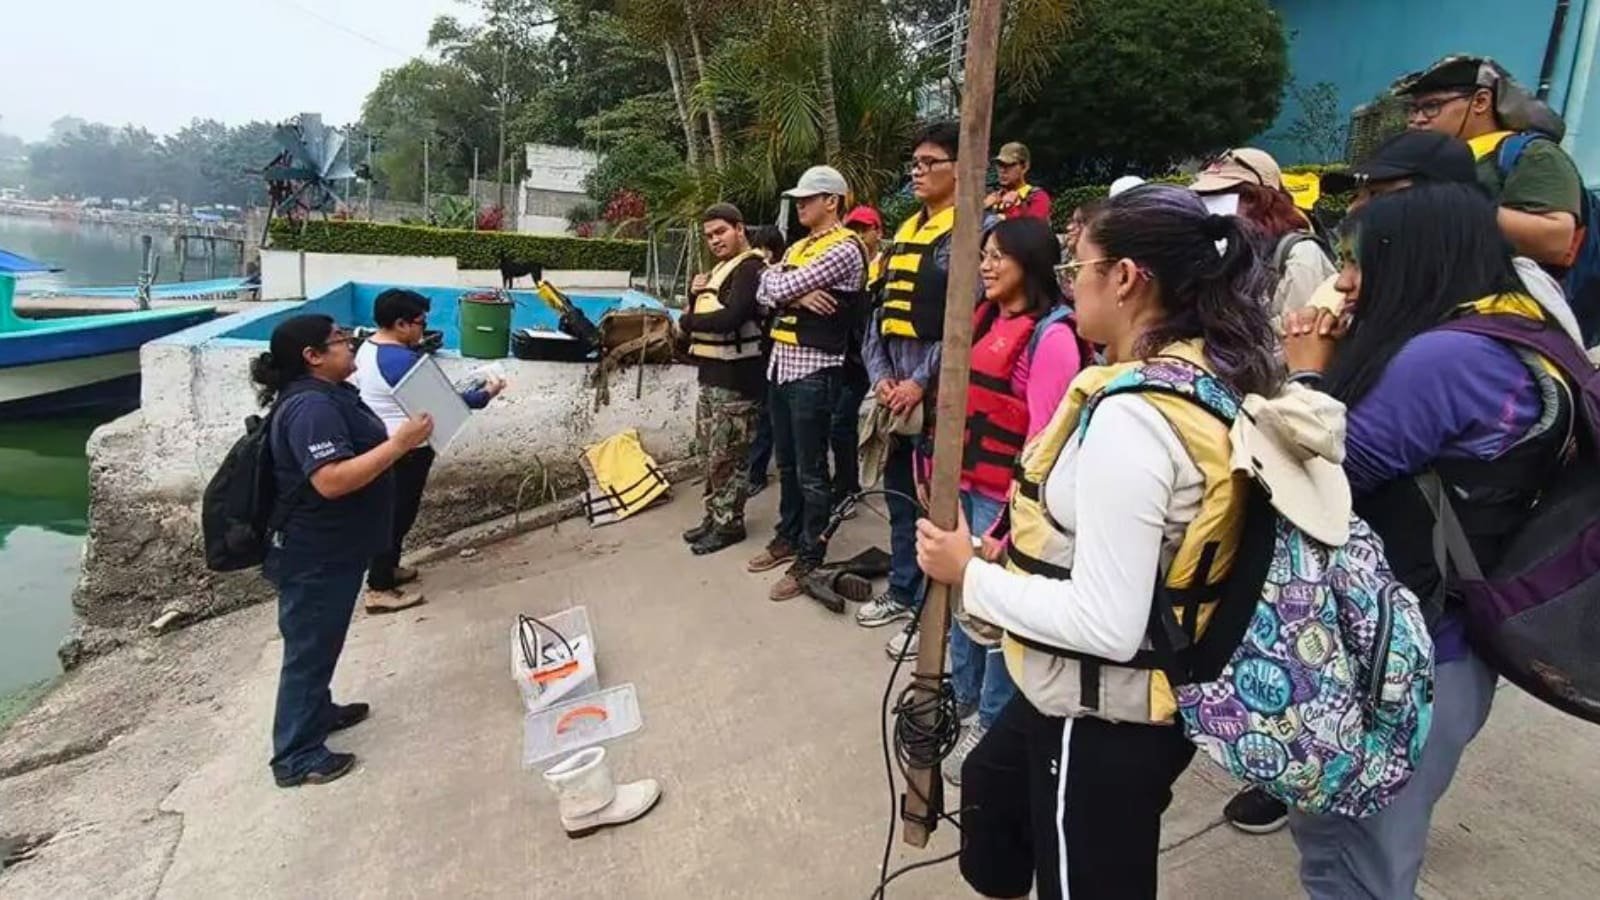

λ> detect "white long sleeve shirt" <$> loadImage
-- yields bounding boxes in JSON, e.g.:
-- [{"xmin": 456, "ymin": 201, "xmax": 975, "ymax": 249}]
[{"xmin": 961, "ymin": 395, "xmax": 1205, "ymax": 662}]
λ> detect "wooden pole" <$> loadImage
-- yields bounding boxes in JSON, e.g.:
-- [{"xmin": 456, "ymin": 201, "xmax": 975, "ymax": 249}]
[{"xmin": 901, "ymin": 0, "xmax": 1004, "ymax": 849}]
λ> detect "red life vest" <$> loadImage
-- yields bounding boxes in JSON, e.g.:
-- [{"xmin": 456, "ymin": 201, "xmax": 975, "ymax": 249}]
[{"xmin": 962, "ymin": 301, "xmax": 1046, "ymax": 495}]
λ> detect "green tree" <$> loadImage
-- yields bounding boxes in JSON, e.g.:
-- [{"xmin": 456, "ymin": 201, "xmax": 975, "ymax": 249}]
[{"xmin": 993, "ymin": 0, "xmax": 1288, "ymax": 185}]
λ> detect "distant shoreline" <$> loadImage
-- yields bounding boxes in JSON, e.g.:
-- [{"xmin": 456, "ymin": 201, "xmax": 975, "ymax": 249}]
[{"xmin": 0, "ymin": 203, "xmax": 249, "ymax": 238}]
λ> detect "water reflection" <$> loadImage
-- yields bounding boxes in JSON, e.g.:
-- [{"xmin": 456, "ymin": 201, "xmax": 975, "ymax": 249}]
[{"xmin": 0, "ymin": 414, "xmax": 113, "ymax": 695}]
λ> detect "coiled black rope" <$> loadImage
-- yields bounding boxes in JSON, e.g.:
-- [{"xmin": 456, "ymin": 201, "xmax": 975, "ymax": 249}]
[{"xmin": 833, "ymin": 488, "xmax": 969, "ymax": 899}]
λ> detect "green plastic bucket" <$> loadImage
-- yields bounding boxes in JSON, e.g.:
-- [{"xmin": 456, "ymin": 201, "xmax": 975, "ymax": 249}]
[{"xmin": 459, "ymin": 292, "xmax": 512, "ymax": 359}]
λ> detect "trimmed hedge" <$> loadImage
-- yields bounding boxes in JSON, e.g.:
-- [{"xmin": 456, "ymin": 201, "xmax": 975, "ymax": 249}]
[
  {"xmin": 1048, "ymin": 164, "xmax": 1354, "ymax": 233},
  {"xmin": 268, "ymin": 219, "xmax": 648, "ymax": 272}
]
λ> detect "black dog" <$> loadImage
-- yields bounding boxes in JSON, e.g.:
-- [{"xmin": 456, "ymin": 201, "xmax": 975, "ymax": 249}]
[{"xmin": 499, "ymin": 252, "xmax": 543, "ymax": 289}]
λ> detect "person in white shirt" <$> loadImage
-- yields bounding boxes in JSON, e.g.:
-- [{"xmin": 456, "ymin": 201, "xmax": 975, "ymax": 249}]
[
  {"xmin": 351, "ymin": 289, "xmax": 504, "ymax": 612},
  {"xmin": 916, "ymin": 184, "xmax": 1281, "ymax": 900}
]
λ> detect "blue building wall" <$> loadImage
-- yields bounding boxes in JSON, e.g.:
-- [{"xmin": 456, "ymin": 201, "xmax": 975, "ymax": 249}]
[{"xmin": 1262, "ymin": 0, "xmax": 1599, "ymax": 183}]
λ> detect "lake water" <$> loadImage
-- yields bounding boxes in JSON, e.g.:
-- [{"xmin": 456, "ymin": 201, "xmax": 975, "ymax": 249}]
[
  {"xmin": 0, "ymin": 213, "xmax": 195, "ymax": 703},
  {"xmin": 0, "ymin": 413, "xmax": 117, "ymax": 700},
  {"xmin": 0, "ymin": 212, "xmax": 234, "ymax": 291}
]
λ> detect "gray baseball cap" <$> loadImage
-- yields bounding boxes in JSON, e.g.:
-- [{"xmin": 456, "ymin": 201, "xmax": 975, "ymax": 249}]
[{"xmin": 782, "ymin": 165, "xmax": 850, "ymax": 198}]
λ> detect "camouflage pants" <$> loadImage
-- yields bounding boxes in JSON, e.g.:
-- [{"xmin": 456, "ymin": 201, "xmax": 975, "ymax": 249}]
[{"xmin": 698, "ymin": 385, "xmax": 760, "ymax": 528}]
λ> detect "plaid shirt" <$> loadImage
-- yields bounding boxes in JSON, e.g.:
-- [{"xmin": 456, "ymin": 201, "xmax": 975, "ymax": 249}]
[{"xmin": 757, "ymin": 236, "xmax": 867, "ymax": 385}]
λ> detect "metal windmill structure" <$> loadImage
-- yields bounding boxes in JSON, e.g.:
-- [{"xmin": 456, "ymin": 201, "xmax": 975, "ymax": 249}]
[{"xmin": 260, "ymin": 113, "xmax": 358, "ymax": 243}]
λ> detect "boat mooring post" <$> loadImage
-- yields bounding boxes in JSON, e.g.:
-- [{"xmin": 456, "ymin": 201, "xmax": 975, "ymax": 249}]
[
  {"xmin": 899, "ymin": 0, "xmax": 1003, "ymax": 850},
  {"xmin": 137, "ymin": 234, "xmax": 155, "ymax": 310}
]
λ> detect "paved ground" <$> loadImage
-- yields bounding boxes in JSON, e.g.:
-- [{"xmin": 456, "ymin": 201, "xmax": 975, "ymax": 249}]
[{"xmin": 2, "ymin": 486, "xmax": 1598, "ymax": 899}]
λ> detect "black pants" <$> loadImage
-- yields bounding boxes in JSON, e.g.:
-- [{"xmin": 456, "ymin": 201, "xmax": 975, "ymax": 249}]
[
  {"xmin": 368, "ymin": 446, "xmax": 435, "ymax": 590},
  {"xmin": 771, "ymin": 368, "xmax": 840, "ymax": 565},
  {"xmin": 829, "ymin": 363, "xmax": 869, "ymax": 507},
  {"xmin": 960, "ymin": 696, "xmax": 1195, "ymax": 900},
  {"xmin": 265, "ymin": 550, "xmax": 365, "ymax": 779}
]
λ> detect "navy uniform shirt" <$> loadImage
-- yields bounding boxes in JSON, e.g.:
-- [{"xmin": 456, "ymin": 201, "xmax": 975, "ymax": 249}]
[{"xmin": 269, "ymin": 377, "xmax": 395, "ymax": 563}]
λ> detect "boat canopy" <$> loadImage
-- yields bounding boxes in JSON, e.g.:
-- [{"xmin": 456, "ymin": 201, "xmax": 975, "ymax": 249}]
[{"xmin": 0, "ymin": 248, "xmax": 59, "ymax": 276}]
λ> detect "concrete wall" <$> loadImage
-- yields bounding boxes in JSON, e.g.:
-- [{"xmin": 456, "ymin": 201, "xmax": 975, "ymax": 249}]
[
  {"xmin": 71, "ymin": 302, "xmax": 698, "ymax": 651},
  {"xmin": 258, "ymin": 249, "xmax": 632, "ymax": 300}
]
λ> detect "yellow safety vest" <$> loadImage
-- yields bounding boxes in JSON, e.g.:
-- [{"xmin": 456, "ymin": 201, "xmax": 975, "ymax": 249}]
[
  {"xmin": 1001, "ymin": 341, "xmax": 1245, "ymax": 724},
  {"xmin": 769, "ymin": 226, "xmax": 867, "ymax": 351},
  {"xmin": 882, "ymin": 206, "xmax": 955, "ymax": 339},
  {"xmin": 1467, "ymin": 130, "xmax": 1517, "ymax": 161},
  {"xmin": 687, "ymin": 249, "xmax": 766, "ymax": 361}
]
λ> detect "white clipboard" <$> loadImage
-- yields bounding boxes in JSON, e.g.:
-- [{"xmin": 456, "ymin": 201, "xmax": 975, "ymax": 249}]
[{"xmin": 392, "ymin": 354, "xmax": 472, "ymax": 452}]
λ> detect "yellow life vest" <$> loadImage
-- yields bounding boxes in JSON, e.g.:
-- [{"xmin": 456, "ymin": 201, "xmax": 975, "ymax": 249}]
[
  {"xmin": 1467, "ymin": 130, "xmax": 1517, "ymax": 161},
  {"xmin": 687, "ymin": 249, "xmax": 766, "ymax": 361},
  {"xmin": 1001, "ymin": 341, "xmax": 1246, "ymax": 724},
  {"xmin": 769, "ymin": 226, "xmax": 867, "ymax": 352},
  {"xmin": 881, "ymin": 206, "xmax": 955, "ymax": 340}
]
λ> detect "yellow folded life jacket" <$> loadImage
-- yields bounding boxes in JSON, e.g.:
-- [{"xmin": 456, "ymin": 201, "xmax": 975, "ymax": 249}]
[
  {"xmin": 1001, "ymin": 341, "xmax": 1246, "ymax": 724},
  {"xmin": 581, "ymin": 429, "xmax": 670, "ymax": 527},
  {"xmin": 881, "ymin": 206, "xmax": 955, "ymax": 340},
  {"xmin": 688, "ymin": 249, "xmax": 766, "ymax": 362},
  {"xmin": 769, "ymin": 225, "xmax": 867, "ymax": 353}
]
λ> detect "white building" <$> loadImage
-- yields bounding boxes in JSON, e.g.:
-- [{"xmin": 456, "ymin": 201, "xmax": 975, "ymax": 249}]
[{"xmin": 516, "ymin": 143, "xmax": 601, "ymax": 234}]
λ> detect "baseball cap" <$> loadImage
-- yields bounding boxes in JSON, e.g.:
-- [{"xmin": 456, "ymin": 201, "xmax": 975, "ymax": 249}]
[
  {"xmin": 1320, "ymin": 131, "xmax": 1477, "ymax": 194},
  {"xmin": 782, "ymin": 165, "xmax": 849, "ymax": 198},
  {"xmin": 994, "ymin": 142, "xmax": 1031, "ymax": 166},
  {"xmin": 1108, "ymin": 175, "xmax": 1146, "ymax": 197},
  {"xmin": 842, "ymin": 206, "xmax": 883, "ymax": 230},
  {"xmin": 1191, "ymin": 148, "xmax": 1284, "ymax": 194}
]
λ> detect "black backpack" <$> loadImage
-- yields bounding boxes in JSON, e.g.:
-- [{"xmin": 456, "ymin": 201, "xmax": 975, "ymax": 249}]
[{"xmin": 201, "ymin": 408, "xmax": 297, "ymax": 571}]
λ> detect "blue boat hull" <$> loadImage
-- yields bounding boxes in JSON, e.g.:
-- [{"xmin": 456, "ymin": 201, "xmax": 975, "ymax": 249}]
[{"xmin": 0, "ymin": 307, "xmax": 215, "ymax": 367}]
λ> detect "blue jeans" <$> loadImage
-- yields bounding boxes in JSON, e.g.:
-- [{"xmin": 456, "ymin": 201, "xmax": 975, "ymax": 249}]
[
  {"xmin": 265, "ymin": 551, "xmax": 367, "ymax": 780},
  {"xmin": 830, "ymin": 365, "xmax": 870, "ymax": 507},
  {"xmin": 885, "ymin": 432, "xmax": 923, "ymax": 607},
  {"xmin": 949, "ymin": 492, "xmax": 1016, "ymax": 726},
  {"xmin": 771, "ymin": 368, "xmax": 841, "ymax": 565}
]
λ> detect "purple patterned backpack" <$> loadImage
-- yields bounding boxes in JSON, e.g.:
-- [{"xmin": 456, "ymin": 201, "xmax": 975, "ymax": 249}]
[
  {"xmin": 1424, "ymin": 314, "xmax": 1600, "ymax": 724},
  {"xmin": 1082, "ymin": 365, "xmax": 1437, "ymax": 818}
]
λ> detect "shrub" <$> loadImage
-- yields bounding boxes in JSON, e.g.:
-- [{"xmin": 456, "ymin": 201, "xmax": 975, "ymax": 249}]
[{"xmin": 268, "ymin": 219, "xmax": 647, "ymax": 271}]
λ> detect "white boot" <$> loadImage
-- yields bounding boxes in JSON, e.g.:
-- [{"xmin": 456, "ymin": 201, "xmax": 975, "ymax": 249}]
[{"xmin": 541, "ymin": 747, "xmax": 662, "ymax": 838}]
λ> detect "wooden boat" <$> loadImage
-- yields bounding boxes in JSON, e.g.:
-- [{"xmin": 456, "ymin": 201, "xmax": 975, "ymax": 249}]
[{"xmin": 0, "ymin": 249, "xmax": 215, "ymax": 419}]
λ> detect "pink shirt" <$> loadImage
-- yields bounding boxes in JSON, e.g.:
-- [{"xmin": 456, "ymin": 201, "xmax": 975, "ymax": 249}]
[{"xmin": 963, "ymin": 319, "xmax": 1084, "ymax": 501}]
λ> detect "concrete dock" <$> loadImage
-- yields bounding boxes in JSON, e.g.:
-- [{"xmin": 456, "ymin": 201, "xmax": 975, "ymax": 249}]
[{"xmin": 1, "ymin": 487, "xmax": 1596, "ymax": 898}]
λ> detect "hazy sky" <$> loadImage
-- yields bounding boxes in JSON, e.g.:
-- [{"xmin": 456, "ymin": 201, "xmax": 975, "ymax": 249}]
[{"xmin": 0, "ymin": 0, "xmax": 470, "ymax": 141}]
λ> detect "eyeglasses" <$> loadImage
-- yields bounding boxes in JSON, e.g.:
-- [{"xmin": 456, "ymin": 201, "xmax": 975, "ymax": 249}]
[
  {"xmin": 907, "ymin": 156, "xmax": 957, "ymax": 175},
  {"xmin": 980, "ymin": 249, "xmax": 1008, "ymax": 265},
  {"xmin": 317, "ymin": 331, "xmax": 359, "ymax": 351},
  {"xmin": 1054, "ymin": 257, "xmax": 1112, "ymax": 278},
  {"xmin": 1405, "ymin": 92, "xmax": 1474, "ymax": 121}
]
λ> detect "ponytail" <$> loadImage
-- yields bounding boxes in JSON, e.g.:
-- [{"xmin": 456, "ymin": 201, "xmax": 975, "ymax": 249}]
[
  {"xmin": 251, "ymin": 314, "xmax": 335, "ymax": 408},
  {"xmin": 1083, "ymin": 185, "xmax": 1282, "ymax": 397}
]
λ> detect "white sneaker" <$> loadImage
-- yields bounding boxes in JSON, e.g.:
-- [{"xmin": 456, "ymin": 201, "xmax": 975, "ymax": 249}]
[
  {"xmin": 942, "ymin": 721, "xmax": 987, "ymax": 786},
  {"xmin": 857, "ymin": 592, "xmax": 914, "ymax": 628},
  {"xmin": 884, "ymin": 623, "xmax": 919, "ymax": 660}
]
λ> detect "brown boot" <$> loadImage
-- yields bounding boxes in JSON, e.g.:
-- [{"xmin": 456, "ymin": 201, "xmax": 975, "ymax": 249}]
[
  {"xmin": 746, "ymin": 538, "xmax": 797, "ymax": 573},
  {"xmin": 365, "ymin": 587, "xmax": 427, "ymax": 615},
  {"xmin": 769, "ymin": 560, "xmax": 817, "ymax": 602}
]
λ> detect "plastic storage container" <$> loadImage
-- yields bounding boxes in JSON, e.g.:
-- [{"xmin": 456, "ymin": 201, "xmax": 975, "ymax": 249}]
[
  {"xmin": 511, "ymin": 606, "xmax": 599, "ymax": 713},
  {"xmin": 523, "ymin": 683, "xmax": 643, "ymax": 767},
  {"xmin": 459, "ymin": 291, "xmax": 512, "ymax": 359}
]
